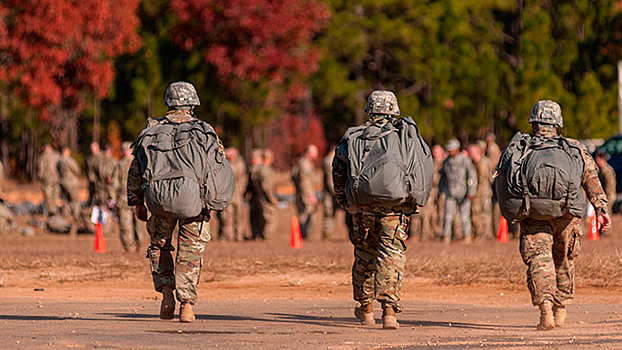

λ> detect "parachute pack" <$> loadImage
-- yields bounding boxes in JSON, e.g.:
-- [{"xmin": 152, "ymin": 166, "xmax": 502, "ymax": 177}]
[
  {"xmin": 133, "ymin": 119, "xmax": 235, "ymax": 219},
  {"xmin": 494, "ymin": 132, "xmax": 587, "ymax": 221},
  {"xmin": 337, "ymin": 116, "xmax": 434, "ymax": 209}
]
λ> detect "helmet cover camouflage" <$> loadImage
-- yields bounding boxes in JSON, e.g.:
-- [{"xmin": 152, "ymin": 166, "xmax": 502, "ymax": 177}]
[
  {"xmin": 528, "ymin": 100, "xmax": 563, "ymax": 128},
  {"xmin": 365, "ymin": 90, "xmax": 400, "ymax": 116},
  {"xmin": 164, "ymin": 81, "xmax": 201, "ymax": 107}
]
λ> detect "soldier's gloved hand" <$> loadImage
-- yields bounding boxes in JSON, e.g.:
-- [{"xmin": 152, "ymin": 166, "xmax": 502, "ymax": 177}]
[
  {"xmin": 135, "ymin": 203, "xmax": 148, "ymax": 222},
  {"xmin": 597, "ymin": 213, "xmax": 611, "ymax": 232}
]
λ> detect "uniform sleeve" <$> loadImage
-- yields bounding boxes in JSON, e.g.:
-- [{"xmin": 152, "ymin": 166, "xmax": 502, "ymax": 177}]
[
  {"xmin": 126, "ymin": 157, "xmax": 144, "ymax": 206},
  {"xmin": 466, "ymin": 158, "xmax": 478, "ymax": 196},
  {"xmin": 261, "ymin": 167, "xmax": 278, "ymax": 205},
  {"xmin": 332, "ymin": 144, "xmax": 348, "ymax": 209},
  {"xmin": 69, "ymin": 158, "xmax": 81, "ymax": 177},
  {"xmin": 579, "ymin": 146, "xmax": 608, "ymax": 215}
]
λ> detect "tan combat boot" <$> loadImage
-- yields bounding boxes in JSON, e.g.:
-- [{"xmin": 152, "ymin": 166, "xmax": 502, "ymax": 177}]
[
  {"xmin": 160, "ymin": 286, "xmax": 175, "ymax": 320},
  {"xmin": 354, "ymin": 303, "xmax": 375, "ymax": 326},
  {"xmin": 553, "ymin": 304, "xmax": 566, "ymax": 327},
  {"xmin": 537, "ymin": 300, "xmax": 555, "ymax": 330},
  {"xmin": 442, "ymin": 236, "xmax": 451, "ymax": 245},
  {"xmin": 382, "ymin": 306, "xmax": 399, "ymax": 330},
  {"xmin": 180, "ymin": 302, "xmax": 195, "ymax": 323}
]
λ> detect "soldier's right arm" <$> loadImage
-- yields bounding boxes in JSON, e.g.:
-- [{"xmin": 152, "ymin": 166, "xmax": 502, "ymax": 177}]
[
  {"xmin": 331, "ymin": 144, "xmax": 348, "ymax": 209},
  {"xmin": 126, "ymin": 157, "xmax": 144, "ymax": 206}
]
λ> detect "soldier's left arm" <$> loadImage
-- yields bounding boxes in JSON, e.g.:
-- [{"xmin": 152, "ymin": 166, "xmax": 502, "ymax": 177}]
[
  {"xmin": 573, "ymin": 141, "xmax": 608, "ymax": 215},
  {"xmin": 332, "ymin": 145, "xmax": 348, "ymax": 209},
  {"xmin": 126, "ymin": 157, "xmax": 144, "ymax": 207}
]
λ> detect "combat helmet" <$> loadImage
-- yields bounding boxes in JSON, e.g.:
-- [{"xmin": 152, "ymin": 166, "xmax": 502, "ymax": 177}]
[
  {"xmin": 164, "ymin": 81, "xmax": 201, "ymax": 107},
  {"xmin": 528, "ymin": 100, "xmax": 563, "ymax": 128},
  {"xmin": 365, "ymin": 90, "xmax": 400, "ymax": 116}
]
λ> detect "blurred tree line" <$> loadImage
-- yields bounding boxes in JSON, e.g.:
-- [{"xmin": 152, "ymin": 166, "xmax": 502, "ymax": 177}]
[{"xmin": 2, "ymin": 0, "xmax": 622, "ymax": 179}]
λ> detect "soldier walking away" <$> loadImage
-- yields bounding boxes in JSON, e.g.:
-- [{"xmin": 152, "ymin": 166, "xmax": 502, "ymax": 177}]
[
  {"xmin": 127, "ymin": 81, "xmax": 234, "ymax": 323},
  {"xmin": 322, "ymin": 146, "xmax": 340, "ymax": 240},
  {"xmin": 246, "ymin": 149, "xmax": 278, "ymax": 240},
  {"xmin": 333, "ymin": 90, "xmax": 433, "ymax": 329},
  {"xmin": 38, "ymin": 144, "xmax": 61, "ymax": 216},
  {"xmin": 494, "ymin": 100, "xmax": 610, "ymax": 330},
  {"xmin": 217, "ymin": 147, "xmax": 248, "ymax": 241},
  {"xmin": 114, "ymin": 142, "xmax": 146, "ymax": 252},
  {"xmin": 439, "ymin": 139, "xmax": 477, "ymax": 244},
  {"xmin": 57, "ymin": 147, "xmax": 82, "ymax": 236},
  {"xmin": 594, "ymin": 151, "xmax": 617, "ymax": 215},
  {"xmin": 468, "ymin": 143, "xmax": 493, "ymax": 240},
  {"xmin": 86, "ymin": 142, "xmax": 103, "ymax": 206},
  {"xmin": 292, "ymin": 144, "xmax": 319, "ymax": 239}
]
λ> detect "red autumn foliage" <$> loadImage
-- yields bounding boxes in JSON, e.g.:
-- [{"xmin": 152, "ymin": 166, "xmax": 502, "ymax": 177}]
[
  {"xmin": 171, "ymin": 0, "xmax": 330, "ymax": 166},
  {"xmin": 0, "ymin": 0, "xmax": 141, "ymax": 123}
]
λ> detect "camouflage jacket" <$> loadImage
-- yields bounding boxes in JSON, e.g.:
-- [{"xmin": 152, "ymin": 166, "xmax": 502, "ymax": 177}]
[
  {"xmin": 114, "ymin": 156, "xmax": 132, "ymax": 208},
  {"xmin": 536, "ymin": 127, "xmax": 608, "ymax": 216},
  {"xmin": 474, "ymin": 155, "xmax": 493, "ymax": 198},
  {"xmin": 57, "ymin": 155, "xmax": 81, "ymax": 188},
  {"xmin": 86, "ymin": 153, "xmax": 104, "ymax": 184},
  {"xmin": 246, "ymin": 163, "xmax": 277, "ymax": 205},
  {"xmin": 439, "ymin": 153, "xmax": 477, "ymax": 200},
  {"xmin": 231, "ymin": 157, "xmax": 248, "ymax": 202},
  {"xmin": 38, "ymin": 149, "xmax": 60, "ymax": 184},
  {"xmin": 292, "ymin": 156, "xmax": 316, "ymax": 207}
]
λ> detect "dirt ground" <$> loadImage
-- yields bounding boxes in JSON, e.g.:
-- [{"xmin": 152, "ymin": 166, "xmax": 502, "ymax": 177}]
[{"xmin": 1, "ymin": 182, "xmax": 621, "ymax": 349}]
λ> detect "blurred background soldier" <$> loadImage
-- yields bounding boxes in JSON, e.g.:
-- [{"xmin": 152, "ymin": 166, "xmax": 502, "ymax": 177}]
[
  {"xmin": 439, "ymin": 139, "xmax": 477, "ymax": 244},
  {"xmin": 246, "ymin": 149, "xmax": 278, "ymax": 240},
  {"xmin": 292, "ymin": 144, "xmax": 318, "ymax": 239},
  {"xmin": 114, "ymin": 142, "xmax": 145, "ymax": 252},
  {"xmin": 38, "ymin": 144, "xmax": 60, "ymax": 216},
  {"xmin": 322, "ymin": 146, "xmax": 338, "ymax": 240},
  {"xmin": 262, "ymin": 149, "xmax": 278, "ymax": 239},
  {"xmin": 468, "ymin": 142, "xmax": 493, "ymax": 240},
  {"xmin": 86, "ymin": 142, "xmax": 103, "ymax": 206},
  {"xmin": 57, "ymin": 147, "xmax": 82, "ymax": 236},
  {"xmin": 594, "ymin": 151, "xmax": 617, "ymax": 215},
  {"xmin": 486, "ymin": 133, "xmax": 502, "ymax": 236},
  {"xmin": 218, "ymin": 147, "xmax": 247, "ymax": 241},
  {"xmin": 97, "ymin": 144, "xmax": 117, "ymax": 206},
  {"xmin": 410, "ymin": 144, "xmax": 444, "ymax": 241}
]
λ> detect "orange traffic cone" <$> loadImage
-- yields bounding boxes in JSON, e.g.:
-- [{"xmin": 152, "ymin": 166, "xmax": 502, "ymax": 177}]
[
  {"xmin": 94, "ymin": 222, "xmax": 107, "ymax": 253},
  {"xmin": 497, "ymin": 216, "xmax": 509, "ymax": 243},
  {"xmin": 588, "ymin": 214, "xmax": 599, "ymax": 241},
  {"xmin": 290, "ymin": 216, "xmax": 303, "ymax": 249}
]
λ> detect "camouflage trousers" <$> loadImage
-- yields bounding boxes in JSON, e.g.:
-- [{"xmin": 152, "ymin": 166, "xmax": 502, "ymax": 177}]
[
  {"xmin": 350, "ymin": 212, "xmax": 409, "ymax": 312},
  {"xmin": 442, "ymin": 196, "xmax": 472, "ymax": 238},
  {"xmin": 218, "ymin": 198, "xmax": 247, "ymax": 241},
  {"xmin": 41, "ymin": 183, "xmax": 60, "ymax": 215},
  {"xmin": 118, "ymin": 207, "xmax": 146, "ymax": 252},
  {"xmin": 471, "ymin": 194, "xmax": 493, "ymax": 239},
  {"xmin": 146, "ymin": 214, "xmax": 210, "ymax": 304},
  {"xmin": 250, "ymin": 200, "xmax": 276, "ymax": 240},
  {"xmin": 322, "ymin": 193, "xmax": 338, "ymax": 239},
  {"xmin": 296, "ymin": 202, "xmax": 316, "ymax": 240},
  {"xmin": 519, "ymin": 214, "xmax": 582, "ymax": 306}
]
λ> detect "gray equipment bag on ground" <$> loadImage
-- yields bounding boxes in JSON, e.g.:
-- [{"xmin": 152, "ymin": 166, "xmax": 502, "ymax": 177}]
[
  {"xmin": 494, "ymin": 132, "xmax": 587, "ymax": 221},
  {"xmin": 338, "ymin": 116, "xmax": 434, "ymax": 208},
  {"xmin": 134, "ymin": 119, "xmax": 235, "ymax": 219}
]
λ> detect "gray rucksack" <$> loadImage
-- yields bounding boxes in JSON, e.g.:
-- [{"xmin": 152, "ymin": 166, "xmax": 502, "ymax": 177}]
[
  {"xmin": 494, "ymin": 132, "xmax": 587, "ymax": 221},
  {"xmin": 337, "ymin": 116, "xmax": 434, "ymax": 209},
  {"xmin": 133, "ymin": 118, "xmax": 235, "ymax": 219}
]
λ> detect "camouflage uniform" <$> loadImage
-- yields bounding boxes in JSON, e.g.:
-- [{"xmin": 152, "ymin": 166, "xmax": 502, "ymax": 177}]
[
  {"xmin": 246, "ymin": 163, "xmax": 278, "ymax": 240},
  {"xmin": 333, "ymin": 113, "xmax": 413, "ymax": 314},
  {"xmin": 410, "ymin": 155, "xmax": 442, "ymax": 240},
  {"xmin": 127, "ymin": 110, "xmax": 213, "ymax": 305},
  {"xmin": 471, "ymin": 154, "xmax": 493, "ymax": 239},
  {"xmin": 519, "ymin": 126, "xmax": 608, "ymax": 307},
  {"xmin": 218, "ymin": 156, "xmax": 248, "ymax": 241},
  {"xmin": 292, "ymin": 156, "xmax": 317, "ymax": 239},
  {"xmin": 322, "ymin": 152, "xmax": 338, "ymax": 239},
  {"xmin": 439, "ymin": 153, "xmax": 477, "ymax": 239},
  {"xmin": 597, "ymin": 161, "xmax": 616, "ymax": 215},
  {"xmin": 57, "ymin": 153, "xmax": 82, "ymax": 219},
  {"xmin": 38, "ymin": 148, "xmax": 61, "ymax": 215},
  {"xmin": 96, "ymin": 153, "xmax": 117, "ymax": 206},
  {"xmin": 115, "ymin": 152, "xmax": 146, "ymax": 252}
]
